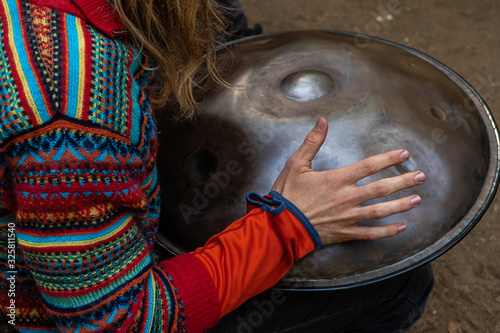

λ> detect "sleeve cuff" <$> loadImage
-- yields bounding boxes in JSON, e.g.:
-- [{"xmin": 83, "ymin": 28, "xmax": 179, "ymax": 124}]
[
  {"xmin": 157, "ymin": 253, "xmax": 221, "ymax": 332},
  {"xmin": 246, "ymin": 191, "xmax": 324, "ymax": 249}
]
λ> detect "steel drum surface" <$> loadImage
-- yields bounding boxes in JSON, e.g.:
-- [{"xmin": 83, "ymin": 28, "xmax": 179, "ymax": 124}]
[{"xmin": 156, "ymin": 31, "xmax": 500, "ymax": 289}]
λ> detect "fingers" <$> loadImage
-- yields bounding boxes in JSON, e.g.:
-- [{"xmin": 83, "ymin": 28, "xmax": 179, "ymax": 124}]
[
  {"xmin": 344, "ymin": 223, "xmax": 407, "ymax": 241},
  {"xmin": 355, "ymin": 195, "xmax": 421, "ymax": 222},
  {"xmin": 327, "ymin": 195, "xmax": 419, "ymax": 242},
  {"xmin": 356, "ymin": 171, "xmax": 426, "ymax": 202},
  {"xmin": 316, "ymin": 195, "xmax": 421, "ymax": 244},
  {"xmin": 344, "ymin": 149, "xmax": 410, "ymax": 183},
  {"xmin": 288, "ymin": 118, "xmax": 328, "ymax": 167}
]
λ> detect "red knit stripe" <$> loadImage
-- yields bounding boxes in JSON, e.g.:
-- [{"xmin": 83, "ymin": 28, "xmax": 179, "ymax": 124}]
[
  {"xmin": 28, "ymin": 0, "xmax": 126, "ymax": 38},
  {"xmin": 72, "ymin": 0, "xmax": 126, "ymax": 37},
  {"xmin": 29, "ymin": 0, "xmax": 84, "ymax": 19},
  {"xmin": 158, "ymin": 254, "xmax": 221, "ymax": 333},
  {"xmin": 0, "ymin": 119, "xmax": 132, "ymax": 153}
]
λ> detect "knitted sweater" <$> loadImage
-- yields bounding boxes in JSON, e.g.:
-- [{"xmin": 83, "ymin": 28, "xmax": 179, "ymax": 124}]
[{"xmin": 0, "ymin": 0, "xmax": 322, "ymax": 332}]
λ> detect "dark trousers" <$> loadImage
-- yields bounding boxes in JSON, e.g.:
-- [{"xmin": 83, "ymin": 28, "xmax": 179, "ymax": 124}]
[{"xmin": 210, "ymin": 264, "xmax": 434, "ymax": 333}]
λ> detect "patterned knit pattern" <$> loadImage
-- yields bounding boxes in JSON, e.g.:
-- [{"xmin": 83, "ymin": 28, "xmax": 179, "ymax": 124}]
[{"xmin": 0, "ymin": 0, "xmax": 219, "ymax": 331}]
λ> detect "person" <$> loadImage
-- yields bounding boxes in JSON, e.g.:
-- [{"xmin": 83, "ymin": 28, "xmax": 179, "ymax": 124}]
[{"xmin": 0, "ymin": 0, "xmax": 433, "ymax": 332}]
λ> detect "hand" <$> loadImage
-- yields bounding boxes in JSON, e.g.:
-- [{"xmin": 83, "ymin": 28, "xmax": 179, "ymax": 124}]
[{"xmin": 271, "ymin": 117, "xmax": 425, "ymax": 245}]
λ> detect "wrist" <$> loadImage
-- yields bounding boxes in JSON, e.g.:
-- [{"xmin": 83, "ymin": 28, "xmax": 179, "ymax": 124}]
[{"xmin": 247, "ymin": 191, "xmax": 323, "ymax": 249}]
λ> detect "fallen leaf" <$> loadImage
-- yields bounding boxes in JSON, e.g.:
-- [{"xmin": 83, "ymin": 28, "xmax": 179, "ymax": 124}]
[{"xmin": 448, "ymin": 322, "xmax": 463, "ymax": 333}]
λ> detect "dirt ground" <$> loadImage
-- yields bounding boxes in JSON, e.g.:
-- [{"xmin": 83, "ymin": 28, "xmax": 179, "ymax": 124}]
[{"xmin": 241, "ymin": 0, "xmax": 500, "ymax": 332}]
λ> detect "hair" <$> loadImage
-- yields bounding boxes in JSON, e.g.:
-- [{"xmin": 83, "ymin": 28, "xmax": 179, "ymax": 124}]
[{"xmin": 112, "ymin": 0, "xmax": 228, "ymax": 118}]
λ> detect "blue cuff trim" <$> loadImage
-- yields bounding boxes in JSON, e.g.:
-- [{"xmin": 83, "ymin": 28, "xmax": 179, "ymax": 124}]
[
  {"xmin": 268, "ymin": 191, "xmax": 323, "ymax": 249},
  {"xmin": 246, "ymin": 191, "xmax": 323, "ymax": 249},
  {"xmin": 246, "ymin": 192, "xmax": 286, "ymax": 215}
]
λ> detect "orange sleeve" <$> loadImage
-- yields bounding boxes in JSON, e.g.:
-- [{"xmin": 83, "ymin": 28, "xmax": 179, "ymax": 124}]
[{"xmin": 192, "ymin": 191, "xmax": 323, "ymax": 317}]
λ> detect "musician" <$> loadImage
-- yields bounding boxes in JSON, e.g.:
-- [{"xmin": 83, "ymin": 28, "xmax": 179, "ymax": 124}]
[{"xmin": 0, "ymin": 0, "xmax": 433, "ymax": 332}]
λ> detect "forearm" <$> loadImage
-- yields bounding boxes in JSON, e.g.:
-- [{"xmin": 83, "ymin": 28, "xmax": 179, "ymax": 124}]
[{"xmin": 192, "ymin": 191, "xmax": 322, "ymax": 317}]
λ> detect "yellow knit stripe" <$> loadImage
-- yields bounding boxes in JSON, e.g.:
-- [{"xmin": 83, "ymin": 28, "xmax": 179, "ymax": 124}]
[
  {"xmin": 75, "ymin": 18, "xmax": 86, "ymax": 119},
  {"xmin": 18, "ymin": 215, "xmax": 133, "ymax": 249}
]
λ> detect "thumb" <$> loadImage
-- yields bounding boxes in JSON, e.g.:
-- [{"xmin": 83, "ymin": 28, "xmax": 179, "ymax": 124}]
[{"xmin": 292, "ymin": 117, "xmax": 328, "ymax": 166}]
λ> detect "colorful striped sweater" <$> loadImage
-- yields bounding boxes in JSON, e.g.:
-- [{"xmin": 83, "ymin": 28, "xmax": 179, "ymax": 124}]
[{"xmin": 0, "ymin": 0, "xmax": 321, "ymax": 332}]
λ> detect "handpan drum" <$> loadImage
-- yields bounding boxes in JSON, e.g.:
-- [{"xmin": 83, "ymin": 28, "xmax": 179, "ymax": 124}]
[{"xmin": 156, "ymin": 31, "xmax": 500, "ymax": 289}]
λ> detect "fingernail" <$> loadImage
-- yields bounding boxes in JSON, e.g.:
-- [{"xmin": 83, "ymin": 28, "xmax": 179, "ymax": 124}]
[
  {"xmin": 314, "ymin": 118, "xmax": 325, "ymax": 131},
  {"xmin": 411, "ymin": 195, "xmax": 421, "ymax": 206},
  {"xmin": 415, "ymin": 172, "xmax": 426, "ymax": 183},
  {"xmin": 398, "ymin": 224, "xmax": 407, "ymax": 232},
  {"xmin": 400, "ymin": 150, "xmax": 410, "ymax": 160}
]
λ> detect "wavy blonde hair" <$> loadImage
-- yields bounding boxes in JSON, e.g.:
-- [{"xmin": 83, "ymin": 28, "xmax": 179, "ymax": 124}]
[{"xmin": 113, "ymin": 0, "xmax": 227, "ymax": 118}]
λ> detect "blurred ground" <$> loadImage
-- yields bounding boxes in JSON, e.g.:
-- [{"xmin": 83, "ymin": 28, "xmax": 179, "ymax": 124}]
[{"xmin": 241, "ymin": 0, "xmax": 500, "ymax": 332}]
